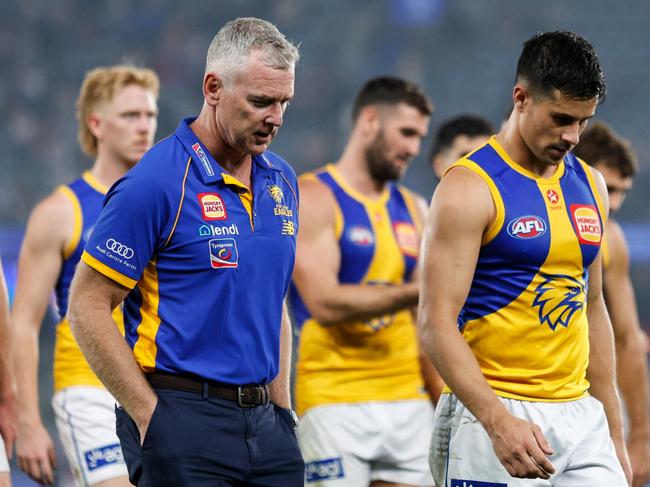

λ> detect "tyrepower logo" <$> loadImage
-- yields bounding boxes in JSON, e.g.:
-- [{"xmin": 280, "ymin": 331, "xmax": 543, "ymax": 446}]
[
  {"xmin": 507, "ymin": 215, "xmax": 547, "ymax": 239},
  {"xmin": 209, "ymin": 238, "xmax": 238, "ymax": 268},
  {"xmin": 570, "ymin": 204, "xmax": 601, "ymax": 245},
  {"xmin": 105, "ymin": 239, "xmax": 134, "ymax": 259},
  {"xmin": 198, "ymin": 193, "xmax": 227, "ymax": 220}
]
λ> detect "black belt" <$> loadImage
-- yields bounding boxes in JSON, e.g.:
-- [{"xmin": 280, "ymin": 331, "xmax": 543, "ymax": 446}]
[{"xmin": 146, "ymin": 372, "xmax": 269, "ymax": 408}]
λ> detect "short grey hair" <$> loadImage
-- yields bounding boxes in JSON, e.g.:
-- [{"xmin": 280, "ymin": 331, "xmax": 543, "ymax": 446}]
[{"xmin": 206, "ymin": 17, "xmax": 299, "ymax": 81}]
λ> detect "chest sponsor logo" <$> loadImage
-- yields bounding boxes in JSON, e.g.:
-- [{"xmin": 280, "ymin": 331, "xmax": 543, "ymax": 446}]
[
  {"xmin": 84, "ymin": 443, "xmax": 123, "ymax": 471},
  {"xmin": 198, "ymin": 192, "xmax": 227, "ymax": 220},
  {"xmin": 305, "ymin": 458, "xmax": 345, "ymax": 483},
  {"xmin": 546, "ymin": 189, "xmax": 560, "ymax": 204},
  {"xmin": 570, "ymin": 204, "xmax": 601, "ymax": 245},
  {"xmin": 451, "ymin": 480, "xmax": 507, "ymax": 487},
  {"xmin": 507, "ymin": 215, "xmax": 547, "ymax": 239},
  {"xmin": 533, "ymin": 273, "xmax": 585, "ymax": 331},
  {"xmin": 199, "ymin": 223, "xmax": 239, "ymax": 237},
  {"xmin": 393, "ymin": 221, "xmax": 418, "ymax": 257},
  {"xmin": 191, "ymin": 143, "xmax": 214, "ymax": 176},
  {"xmin": 348, "ymin": 226, "xmax": 374, "ymax": 246},
  {"xmin": 209, "ymin": 238, "xmax": 238, "ymax": 269}
]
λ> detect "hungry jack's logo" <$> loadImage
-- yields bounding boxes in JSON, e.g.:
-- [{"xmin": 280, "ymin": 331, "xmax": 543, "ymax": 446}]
[{"xmin": 198, "ymin": 193, "xmax": 227, "ymax": 220}]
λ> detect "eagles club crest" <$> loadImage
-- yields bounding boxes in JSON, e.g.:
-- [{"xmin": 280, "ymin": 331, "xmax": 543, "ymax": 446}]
[{"xmin": 532, "ymin": 273, "xmax": 585, "ymax": 331}]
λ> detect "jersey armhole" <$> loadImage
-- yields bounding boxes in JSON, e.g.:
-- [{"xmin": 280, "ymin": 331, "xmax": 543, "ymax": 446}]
[{"xmin": 57, "ymin": 185, "xmax": 83, "ymax": 259}]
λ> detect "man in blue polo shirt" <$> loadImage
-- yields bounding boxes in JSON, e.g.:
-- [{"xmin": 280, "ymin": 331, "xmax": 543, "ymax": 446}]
[{"xmin": 67, "ymin": 18, "xmax": 303, "ymax": 486}]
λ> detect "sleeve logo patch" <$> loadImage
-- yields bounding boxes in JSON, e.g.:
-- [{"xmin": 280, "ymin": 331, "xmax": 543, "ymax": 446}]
[
  {"xmin": 570, "ymin": 204, "xmax": 601, "ymax": 245},
  {"xmin": 305, "ymin": 458, "xmax": 344, "ymax": 482},
  {"xmin": 84, "ymin": 443, "xmax": 123, "ymax": 471},
  {"xmin": 209, "ymin": 238, "xmax": 239, "ymax": 268},
  {"xmin": 198, "ymin": 192, "xmax": 227, "ymax": 220}
]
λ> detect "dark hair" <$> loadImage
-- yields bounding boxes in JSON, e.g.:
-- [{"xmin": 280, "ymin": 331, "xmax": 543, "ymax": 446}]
[
  {"xmin": 351, "ymin": 76, "xmax": 433, "ymax": 122},
  {"xmin": 573, "ymin": 121, "xmax": 638, "ymax": 178},
  {"xmin": 430, "ymin": 114, "xmax": 494, "ymax": 159},
  {"xmin": 516, "ymin": 31, "xmax": 606, "ymax": 103}
]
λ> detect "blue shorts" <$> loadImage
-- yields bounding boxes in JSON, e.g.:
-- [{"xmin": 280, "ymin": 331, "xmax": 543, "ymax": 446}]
[{"xmin": 115, "ymin": 389, "xmax": 304, "ymax": 486}]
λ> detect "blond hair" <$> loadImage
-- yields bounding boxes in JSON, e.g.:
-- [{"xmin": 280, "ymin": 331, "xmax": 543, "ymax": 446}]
[{"xmin": 76, "ymin": 65, "xmax": 160, "ymax": 157}]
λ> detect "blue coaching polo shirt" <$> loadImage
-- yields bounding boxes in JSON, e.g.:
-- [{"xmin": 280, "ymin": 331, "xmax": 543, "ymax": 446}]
[{"xmin": 81, "ymin": 118, "xmax": 299, "ymax": 385}]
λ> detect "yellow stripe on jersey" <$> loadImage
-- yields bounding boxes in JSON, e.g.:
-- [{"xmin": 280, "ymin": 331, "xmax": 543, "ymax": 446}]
[
  {"xmin": 399, "ymin": 188, "xmax": 422, "ymax": 232},
  {"xmin": 58, "ymin": 186, "xmax": 83, "ymax": 260},
  {"xmin": 491, "ymin": 137, "xmax": 566, "ymax": 183},
  {"xmin": 81, "ymin": 171, "xmax": 109, "ymax": 194},
  {"xmin": 163, "ymin": 157, "xmax": 192, "ymax": 248},
  {"xmin": 576, "ymin": 158, "xmax": 607, "ymax": 224},
  {"xmin": 300, "ymin": 171, "xmax": 344, "ymax": 239},
  {"xmin": 445, "ymin": 160, "xmax": 506, "ymax": 245},
  {"xmin": 132, "ymin": 260, "xmax": 161, "ymax": 372},
  {"xmin": 54, "ymin": 308, "xmax": 125, "ymax": 391},
  {"xmin": 81, "ymin": 251, "xmax": 138, "ymax": 289},
  {"xmin": 222, "ymin": 173, "xmax": 254, "ymax": 230}
]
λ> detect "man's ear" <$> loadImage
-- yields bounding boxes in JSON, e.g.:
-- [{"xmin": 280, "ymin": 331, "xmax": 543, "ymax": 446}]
[
  {"xmin": 204, "ymin": 72, "xmax": 223, "ymax": 107},
  {"xmin": 87, "ymin": 112, "xmax": 102, "ymax": 139}
]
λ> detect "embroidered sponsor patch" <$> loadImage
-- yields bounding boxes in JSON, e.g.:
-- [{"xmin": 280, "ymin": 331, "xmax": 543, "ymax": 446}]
[
  {"xmin": 507, "ymin": 215, "xmax": 547, "ymax": 239},
  {"xmin": 192, "ymin": 143, "xmax": 214, "ymax": 176},
  {"xmin": 450, "ymin": 480, "xmax": 508, "ymax": 487},
  {"xmin": 84, "ymin": 443, "xmax": 123, "ymax": 471},
  {"xmin": 209, "ymin": 238, "xmax": 239, "ymax": 268},
  {"xmin": 393, "ymin": 221, "xmax": 418, "ymax": 257},
  {"xmin": 570, "ymin": 204, "xmax": 601, "ymax": 245},
  {"xmin": 198, "ymin": 193, "xmax": 227, "ymax": 220},
  {"xmin": 199, "ymin": 223, "xmax": 239, "ymax": 237},
  {"xmin": 347, "ymin": 226, "xmax": 374, "ymax": 246},
  {"xmin": 305, "ymin": 458, "xmax": 345, "ymax": 482},
  {"xmin": 546, "ymin": 189, "xmax": 560, "ymax": 204}
]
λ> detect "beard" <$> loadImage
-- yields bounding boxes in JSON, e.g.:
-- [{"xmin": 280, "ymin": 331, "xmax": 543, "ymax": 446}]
[{"xmin": 365, "ymin": 130, "xmax": 403, "ymax": 183}]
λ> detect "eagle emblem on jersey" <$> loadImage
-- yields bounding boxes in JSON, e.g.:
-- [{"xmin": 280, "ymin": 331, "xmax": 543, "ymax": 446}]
[
  {"xmin": 532, "ymin": 273, "xmax": 585, "ymax": 331},
  {"xmin": 268, "ymin": 185, "xmax": 284, "ymax": 204}
]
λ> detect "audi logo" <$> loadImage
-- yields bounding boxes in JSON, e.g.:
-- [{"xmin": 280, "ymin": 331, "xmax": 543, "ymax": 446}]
[{"xmin": 106, "ymin": 239, "xmax": 134, "ymax": 259}]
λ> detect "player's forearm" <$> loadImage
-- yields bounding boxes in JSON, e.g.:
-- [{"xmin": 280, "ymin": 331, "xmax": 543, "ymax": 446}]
[
  {"xmin": 616, "ymin": 334, "xmax": 650, "ymax": 441},
  {"xmin": 268, "ymin": 305, "xmax": 292, "ymax": 409},
  {"xmin": 11, "ymin": 325, "xmax": 42, "ymax": 423},
  {"xmin": 420, "ymin": 318, "xmax": 508, "ymax": 433},
  {"xmin": 587, "ymin": 298, "xmax": 626, "ymax": 443},
  {"xmin": 308, "ymin": 281, "xmax": 419, "ymax": 326},
  {"xmin": 68, "ymin": 292, "xmax": 156, "ymax": 425}
]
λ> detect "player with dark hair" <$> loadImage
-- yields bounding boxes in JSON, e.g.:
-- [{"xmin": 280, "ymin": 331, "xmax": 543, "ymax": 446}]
[
  {"xmin": 430, "ymin": 115, "xmax": 494, "ymax": 179},
  {"xmin": 421, "ymin": 31, "xmax": 631, "ymax": 485},
  {"xmin": 574, "ymin": 122, "xmax": 649, "ymax": 487},
  {"xmin": 292, "ymin": 76, "xmax": 440, "ymax": 487}
]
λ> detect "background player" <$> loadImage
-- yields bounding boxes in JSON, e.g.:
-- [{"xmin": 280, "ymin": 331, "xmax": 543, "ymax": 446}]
[
  {"xmin": 420, "ymin": 31, "xmax": 631, "ymax": 485},
  {"xmin": 12, "ymin": 65, "xmax": 159, "ymax": 486},
  {"xmin": 291, "ymin": 76, "xmax": 440, "ymax": 486},
  {"xmin": 574, "ymin": 121, "xmax": 650, "ymax": 487},
  {"xmin": 0, "ymin": 259, "xmax": 17, "ymax": 487},
  {"xmin": 429, "ymin": 114, "xmax": 494, "ymax": 179}
]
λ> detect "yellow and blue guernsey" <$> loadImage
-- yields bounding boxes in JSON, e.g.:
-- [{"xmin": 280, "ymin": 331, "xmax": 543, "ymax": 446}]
[
  {"xmin": 291, "ymin": 164, "xmax": 426, "ymax": 415},
  {"xmin": 446, "ymin": 136, "xmax": 605, "ymax": 401},
  {"xmin": 81, "ymin": 118, "xmax": 298, "ymax": 385},
  {"xmin": 53, "ymin": 172, "xmax": 124, "ymax": 391}
]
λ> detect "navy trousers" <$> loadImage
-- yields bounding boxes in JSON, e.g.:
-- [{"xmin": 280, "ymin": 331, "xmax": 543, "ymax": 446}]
[{"xmin": 115, "ymin": 389, "xmax": 304, "ymax": 486}]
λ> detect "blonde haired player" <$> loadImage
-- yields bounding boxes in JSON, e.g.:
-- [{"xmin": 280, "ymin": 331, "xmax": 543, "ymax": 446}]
[{"xmin": 12, "ymin": 65, "xmax": 159, "ymax": 486}]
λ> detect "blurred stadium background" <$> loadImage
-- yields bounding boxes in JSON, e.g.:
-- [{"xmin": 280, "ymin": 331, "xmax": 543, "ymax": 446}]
[{"xmin": 1, "ymin": 1, "xmax": 648, "ymax": 485}]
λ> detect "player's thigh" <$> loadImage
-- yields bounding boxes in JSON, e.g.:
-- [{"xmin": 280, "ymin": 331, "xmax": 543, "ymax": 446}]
[
  {"xmin": 299, "ymin": 405, "xmax": 373, "ymax": 486},
  {"xmin": 91, "ymin": 477, "xmax": 131, "ymax": 487},
  {"xmin": 52, "ymin": 387, "xmax": 128, "ymax": 487},
  {"xmin": 0, "ymin": 472, "xmax": 9, "ymax": 487}
]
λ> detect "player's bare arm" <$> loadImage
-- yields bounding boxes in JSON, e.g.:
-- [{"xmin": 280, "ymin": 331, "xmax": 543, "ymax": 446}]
[
  {"xmin": 605, "ymin": 218, "xmax": 650, "ymax": 487},
  {"xmin": 268, "ymin": 301, "xmax": 293, "ymax": 409},
  {"xmin": 0, "ymin": 261, "xmax": 16, "ymax": 463},
  {"xmin": 12, "ymin": 190, "xmax": 75, "ymax": 484},
  {"xmin": 409, "ymin": 192, "xmax": 444, "ymax": 404},
  {"xmin": 67, "ymin": 263, "xmax": 157, "ymax": 444},
  {"xmin": 584, "ymin": 167, "xmax": 633, "ymax": 484},
  {"xmin": 418, "ymin": 166, "xmax": 555, "ymax": 480},
  {"xmin": 293, "ymin": 177, "xmax": 418, "ymax": 326}
]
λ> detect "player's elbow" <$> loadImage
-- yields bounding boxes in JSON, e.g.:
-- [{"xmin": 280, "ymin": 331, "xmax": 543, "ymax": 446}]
[{"xmin": 308, "ymin": 302, "xmax": 347, "ymax": 326}]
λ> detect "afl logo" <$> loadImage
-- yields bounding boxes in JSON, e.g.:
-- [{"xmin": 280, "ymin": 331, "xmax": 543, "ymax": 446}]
[
  {"xmin": 348, "ymin": 226, "xmax": 374, "ymax": 246},
  {"xmin": 507, "ymin": 215, "xmax": 547, "ymax": 239},
  {"xmin": 105, "ymin": 239, "xmax": 134, "ymax": 259}
]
